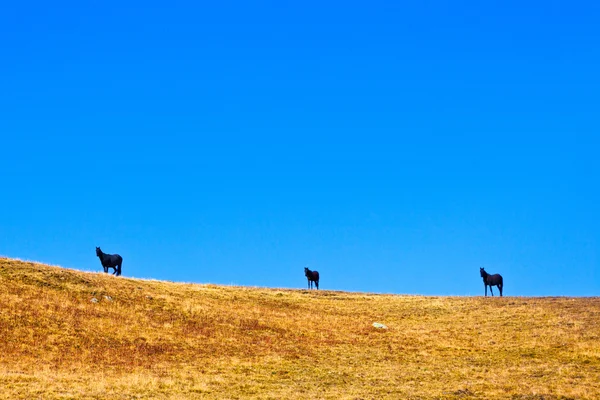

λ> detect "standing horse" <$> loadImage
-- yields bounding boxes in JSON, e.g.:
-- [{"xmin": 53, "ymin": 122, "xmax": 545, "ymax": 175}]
[
  {"xmin": 96, "ymin": 247, "xmax": 123, "ymax": 276},
  {"xmin": 480, "ymin": 267, "xmax": 503, "ymax": 296},
  {"xmin": 304, "ymin": 267, "xmax": 319, "ymax": 290}
]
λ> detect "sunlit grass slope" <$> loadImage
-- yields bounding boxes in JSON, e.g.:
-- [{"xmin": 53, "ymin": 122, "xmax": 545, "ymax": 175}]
[{"xmin": 0, "ymin": 257, "xmax": 598, "ymax": 399}]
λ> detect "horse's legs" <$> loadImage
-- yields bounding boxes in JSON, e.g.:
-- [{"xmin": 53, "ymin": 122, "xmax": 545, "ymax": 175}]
[
  {"xmin": 490, "ymin": 286, "xmax": 494, "ymax": 296},
  {"xmin": 117, "ymin": 262, "xmax": 122, "ymax": 276},
  {"xmin": 484, "ymin": 285, "xmax": 487, "ymax": 296},
  {"xmin": 499, "ymin": 284, "xmax": 503, "ymax": 297},
  {"xmin": 103, "ymin": 266, "xmax": 108, "ymax": 273},
  {"xmin": 315, "ymin": 280, "xmax": 319, "ymax": 290}
]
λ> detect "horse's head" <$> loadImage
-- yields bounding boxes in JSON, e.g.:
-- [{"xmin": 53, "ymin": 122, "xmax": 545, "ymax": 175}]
[
  {"xmin": 96, "ymin": 247, "xmax": 101, "ymax": 256},
  {"xmin": 304, "ymin": 267, "xmax": 310, "ymax": 277},
  {"xmin": 480, "ymin": 267, "xmax": 487, "ymax": 278}
]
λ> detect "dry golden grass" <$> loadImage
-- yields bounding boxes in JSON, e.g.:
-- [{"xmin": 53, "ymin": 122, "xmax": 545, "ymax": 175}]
[{"xmin": 0, "ymin": 257, "xmax": 598, "ymax": 399}]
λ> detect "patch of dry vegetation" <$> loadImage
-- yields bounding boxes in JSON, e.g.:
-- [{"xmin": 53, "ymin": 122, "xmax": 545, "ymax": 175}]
[{"xmin": 0, "ymin": 257, "xmax": 598, "ymax": 399}]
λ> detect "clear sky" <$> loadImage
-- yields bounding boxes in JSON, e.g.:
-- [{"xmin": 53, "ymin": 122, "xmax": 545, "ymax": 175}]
[{"xmin": 1, "ymin": 1, "xmax": 598, "ymax": 296}]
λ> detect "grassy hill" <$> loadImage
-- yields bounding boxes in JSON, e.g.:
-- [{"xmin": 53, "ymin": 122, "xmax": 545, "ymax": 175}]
[{"xmin": 0, "ymin": 257, "xmax": 598, "ymax": 399}]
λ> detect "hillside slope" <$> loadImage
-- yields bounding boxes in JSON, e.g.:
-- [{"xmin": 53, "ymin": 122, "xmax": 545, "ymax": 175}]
[{"xmin": 0, "ymin": 257, "xmax": 598, "ymax": 399}]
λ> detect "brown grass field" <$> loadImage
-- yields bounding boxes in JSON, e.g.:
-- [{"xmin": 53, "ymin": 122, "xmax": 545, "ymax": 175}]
[{"xmin": 0, "ymin": 257, "xmax": 598, "ymax": 399}]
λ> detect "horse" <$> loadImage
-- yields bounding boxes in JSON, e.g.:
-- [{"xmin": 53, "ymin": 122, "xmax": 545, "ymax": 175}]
[
  {"xmin": 96, "ymin": 247, "xmax": 122, "ymax": 276},
  {"xmin": 480, "ymin": 267, "xmax": 503, "ymax": 296},
  {"xmin": 304, "ymin": 267, "xmax": 319, "ymax": 290}
]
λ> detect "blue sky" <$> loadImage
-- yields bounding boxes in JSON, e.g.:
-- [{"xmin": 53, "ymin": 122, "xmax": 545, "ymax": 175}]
[{"xmin": 1, "ymin": 1, "xmax": 598, "ymax": 296}]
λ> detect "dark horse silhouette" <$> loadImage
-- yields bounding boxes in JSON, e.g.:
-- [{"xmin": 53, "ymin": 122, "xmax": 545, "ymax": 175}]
[
  {"xmin": 480, "ymin": 267, "xmax": 503, "ymax": 296},
  {"xmin": 304, "ymin": 267, "xmax": 319, "ymax": 290},
  {"xmin": 96, "ymin": 247, "xmax": 122, "ymax": 276}
]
